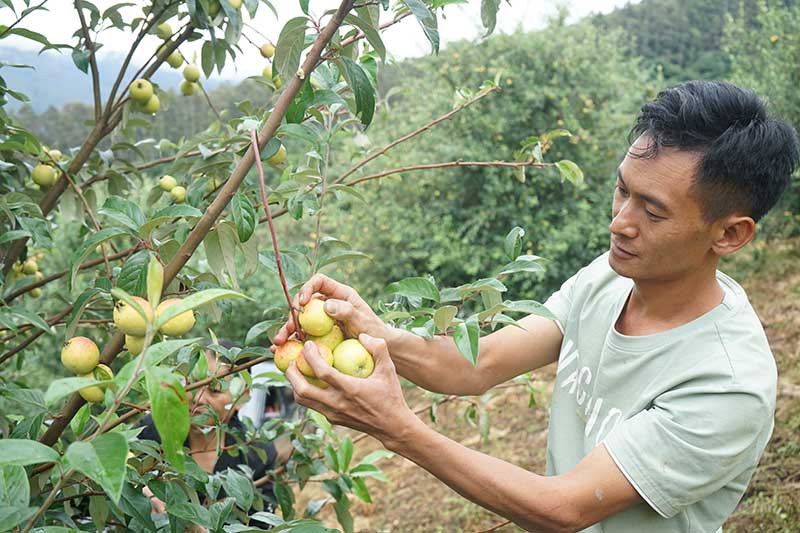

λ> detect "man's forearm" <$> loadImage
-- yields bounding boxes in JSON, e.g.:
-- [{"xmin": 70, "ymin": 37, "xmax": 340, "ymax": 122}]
[
  {"xmin": 386, "ymin": 327, "xmax": 488, "ymax": 395},
  {"xmin": 382, "ymin": 412, "xmax": 576, "ymax": 532}
]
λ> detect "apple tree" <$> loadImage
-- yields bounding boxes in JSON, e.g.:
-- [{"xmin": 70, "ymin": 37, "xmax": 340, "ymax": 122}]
[{"xmin": 0, "ymin": 1, "xmax": 583, "ymax": 531}]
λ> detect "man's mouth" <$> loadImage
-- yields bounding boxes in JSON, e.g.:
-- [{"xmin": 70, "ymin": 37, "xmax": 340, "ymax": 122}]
[{"xmin": 611, "ymin": 241, "xmax": 637, "ymax": 257}]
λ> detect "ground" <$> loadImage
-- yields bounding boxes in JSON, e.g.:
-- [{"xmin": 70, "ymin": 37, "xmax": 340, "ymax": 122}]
[{"xmin": 294, "ymin": 238, "xmax": 800, "ymax": 532}]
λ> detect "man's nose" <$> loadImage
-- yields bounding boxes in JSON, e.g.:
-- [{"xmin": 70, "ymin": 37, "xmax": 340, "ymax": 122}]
[{"xmin": 609, "ymin": 200, "xmax": 638, "ymax": 239}]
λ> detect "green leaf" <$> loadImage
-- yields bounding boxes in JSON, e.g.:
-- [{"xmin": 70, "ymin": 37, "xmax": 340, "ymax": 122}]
[
  {"xmin": 556, "ymin": 159, "xmax": 584, "ymax": 187},
  {"xmin": 433, "ymin": 305, "xmax": 458, "ymax": 333},
  {"xmin": 496, "ymin": 255, "xmax": 545, "ymax": 277},
  {"xmin": 145, "ymin": 367, "xmax": 190, "ymax": 473},
  {"xmin": 98, "ymin": 195, "xmax": 145, "ymax": 231},
  {"xmin": 66, "ymin": 432, "xmax": 128, "ymax": 503},
  {"xmin": 286, "ymin": 78, "xmax": 314, "ymax": 123},
  {"xmin": 0, "ymin": 439, "xmax": 59, "ymax": 467},
  {"xmin": 69, "ymin": 227, "xmax": 131, "ymax": 292},
  {"xmin": 273, "ymin": 16, "xmax": 307, "ymax": 86},
  {"xmin": 403, "ymin": 0, "xmax": 439, "ymax": 53},
  {"xmin": 276, "ymin": 123, "xmax": 319, "ymax": 146},
  {"xmin": 453, "ymin": 315, "xmax": 480, "ymax": 366},
  {"xmin": 316, "ymin": 249, "xmax": 370, "ymax": 270},
  {"xmin": 64, "ymin": 287, "xmax": 105, "ymax": 340},
  {"xmin": 351, "ymin": 477, "xmax": 371, "ymax": 503},
  {"xmin": 350, "ymin": 463, "xmax": 388, "ymax": 482},
  {"xmin": 154, "ymin": 288, "xmax": 248, "ymax": 330},
  {"xmin": 9, "ymin": 307, "xmax": 52, "ymax": 336},
  {"xmin": 339, "ymin": 57, "xmax": 376, "ymax": 126},
  {"xmin": 480, "ymin": 0, "xmax": 501, "ymax": 36},
  {"xmin": 168, "ymin": 502, "xmax": 210, "ymax": 527},
  {"xmin": 344, "ymin": 14, "xmax": 386, "ymax": 62},
  {"xmin": 504, "ymin": 299, "xmax": 556, "ymax": 319},
  {"xmin": 44, "ymin": 376, "xmax": 114, "ymax": 406},
  {"xmin": 0, "ymin": 465, "xmax": 29, "ymax": 508},
  {"xmin": 385, "ymin": 277, "xmax": 439, "ymax": 302},
  {"xmin": 138, "ymin": 204, "xmax": 203, "ymax": 237},
  {"xmin": 356, "ymin": 449, "xmax": 394, "ymax": 465},
  {"xmin": 337, "ymin": 436, "xmax": 353, "ymax": 472},
  {"xmin": 232, "ymin": 193, "xmax": 257, "ymax": 242},
  {"xmin": 503, "ymin": 226, "xmax": 525, "ymax": 261},
  {"xmin": 116, "ymin": 250, "xmax": 150, "ymax": 298}
]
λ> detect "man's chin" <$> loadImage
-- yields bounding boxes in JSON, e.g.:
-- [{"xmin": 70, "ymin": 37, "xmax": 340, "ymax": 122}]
[{"xmin": 608, "ymin": 252, "xmax": 635, "ymax": 278}]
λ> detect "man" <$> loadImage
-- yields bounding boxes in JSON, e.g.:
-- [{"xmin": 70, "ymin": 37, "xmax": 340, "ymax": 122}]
[{"xmin": 272, "ymin": 81, "xmax": 799, "ymax": 531}]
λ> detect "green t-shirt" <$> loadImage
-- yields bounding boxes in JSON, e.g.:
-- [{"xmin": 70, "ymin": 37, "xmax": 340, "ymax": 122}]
[{"xmin": 543, "ymin": 252, "xmax": 776, "ymax": 532}]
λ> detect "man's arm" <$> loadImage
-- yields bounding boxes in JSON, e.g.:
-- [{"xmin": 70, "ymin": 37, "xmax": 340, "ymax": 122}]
[
  {"xmin": 272, "ymin": 274, "xmax": 563, "ymax": 396},
  {"xmin": 285, "ymin": 337, "xmax": 643, "ymax": 532}
]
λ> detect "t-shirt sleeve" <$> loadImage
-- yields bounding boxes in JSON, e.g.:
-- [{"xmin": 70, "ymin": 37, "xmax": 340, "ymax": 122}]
[
  {"xmin": 602, "ymin": 384, "xmax": 772, "ymax": 518},
  {"xmin": 544, "ymin": 270, "xmax": 580, "ymax": 331}
]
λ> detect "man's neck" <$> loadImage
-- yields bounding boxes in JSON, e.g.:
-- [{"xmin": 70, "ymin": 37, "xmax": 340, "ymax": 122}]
[{"xmin": 617, "ymin": 261, "xmax": 725, "ymax": 336}]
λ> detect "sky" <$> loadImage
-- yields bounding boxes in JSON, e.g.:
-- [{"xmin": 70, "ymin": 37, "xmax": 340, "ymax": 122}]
[{"xmin": 4, "ymin": 0, "xmax": 639, "ymax": 82}]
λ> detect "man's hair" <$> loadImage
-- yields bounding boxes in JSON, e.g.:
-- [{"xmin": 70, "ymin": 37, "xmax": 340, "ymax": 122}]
[{"xmin": 629, "ymin": 80, "xmax": 799, "ymax": 222}]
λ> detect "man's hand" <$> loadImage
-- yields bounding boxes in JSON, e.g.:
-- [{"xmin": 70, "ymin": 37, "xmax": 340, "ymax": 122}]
[
  {"xmin": 284, "ymin": 334, "xmax": 415, "ymax": 445},
  {"xmin": 272, "ymin": 274, "xmax": 389, "ymax": 347}
]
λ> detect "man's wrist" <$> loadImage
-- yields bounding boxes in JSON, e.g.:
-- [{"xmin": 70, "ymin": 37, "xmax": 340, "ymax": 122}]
[
  {"xmin": 384, "ymin": 325, "xmax": 408, "ymax": 353},
  {"xmin": 379, "ymin": 408, "xmax": 427, "ymax": 454}
]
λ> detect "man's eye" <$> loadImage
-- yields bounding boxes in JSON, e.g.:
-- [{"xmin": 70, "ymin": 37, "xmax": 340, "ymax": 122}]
[
  {"xmin": 645, "ymin": 209, "xmax": 663, "ymax": 220},
  {"xmin": 615, "ymin": 185, "xmax": 628, "ymax": 196}
]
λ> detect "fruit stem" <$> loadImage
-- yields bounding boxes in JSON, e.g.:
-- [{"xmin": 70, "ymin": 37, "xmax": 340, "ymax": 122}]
[{"xmin": 250, "ymin": 128, "xmax": 305, "ymax": 341}]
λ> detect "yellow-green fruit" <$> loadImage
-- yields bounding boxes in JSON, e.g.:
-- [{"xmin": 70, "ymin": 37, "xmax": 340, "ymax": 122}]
[
  {"xmin": 170, "ymin": 185, "xmax": 186, "ymax": 203},
  {"xmin": 48, "ymin": 149, "xmax": 63, "ymax": 161},
  {"xmin": 156, "ymin": 298, "xmax": 195, "ymax": 336},
  {"xmin": 298, "ymin": 298, "xmax": 334, "ymax": 336},
  {"xmin": 34, "ymin": 271, "xmax": 44, "ymax": 282},
  {"xmin": 159, "ymin": 175, "xmax": 177, "ymax": 191},
  {"xmin": 297, "ymin": 342, "xmax": 333, "ymax": 378},
  {"xmin": 180, "ymin": 79, "xmax": 196, "ymax": 96},
  {"xmin": 309, "ymin": 324, "xmax": 344, "ymax": 353},
  {"xmin": 125, "ymin": 335, "xmax": 145, "ymax": 356},
  {"xmin": 22, "ymin": 258, "xmax": 38, "ymax": 275},
  {"xmin": 61, "ymin": 336, "xmax": 100, "ymax": 374},
  {"xmin": 227, "ymin": 0, "xmax": 242, "ymax": 8},
  {"xmin": 129, "ymin": 79, "xmax": 154, "ymax": 103},
  {"xmin": 208, "ymin": 0, "xmax": 221, "ymax": 17},
  {"xmin": 260, "ymin": 43, "xmax": 275, "ymax": 58},
  {"xmin": 266, "ymin": 145, "xmax": 287, "ymax": 167},
  {"xmin": 333, "ymin": 339, "xmax": 375, "ymax": 378},
  {"xmin": 113, "ymin": 296, "xmax": 153, "ymax": 336},
  {"xmin": 274, "ymin": 339, "xmax": 303, "ymax": 372},
  {"xmin": 183, "ymin": 64, "xmax": 200, "ymax": 83},
  {"xmin": 310, "ymin": 76, "xmax": 323, "ymax": 90},
  {"xmin": 79, "ymin": 363, "xmax": 114, "ymax": 403},
  {"xmin": 262, "ymin": 64, "xmax": 282, "ymax": 88},
  {"xmin": 30, "ymin": 287, "xmax": 42, "ymax": 298},
  {"xmin": 142, "ymin": 94, "xmax": 160, "ymax": 114},
  {"xmin": 156, "ymin": 22, "xmax": 172, "ymax": 40},
  {"xmin": 306, "ymin": 377, "xmax": 329, "ymax": 389},
  {"xmin": 167, "ymin": 51, "xmax": 183, "ymax": 68},
  {"xmin": 205, "ymin": 178, "xmax": 221, "ymax": 193},
  {"xmin": 32, "ymin": 164, "xmax": 56, "ymax": 187}
]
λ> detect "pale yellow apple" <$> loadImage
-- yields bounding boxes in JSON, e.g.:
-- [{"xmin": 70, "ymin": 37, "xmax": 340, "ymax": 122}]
[
  {"xmin": 333, "ymin": 339, "xmax": 374, "ymax": 378},
  {"xmin": 298, "ymin": 298, "xmax": 334, "ymax": 336},
  {"xmin": 125, "ymin": 335, "xmax": 145, "ymax": 356},
  {"xmin": 113, "ymin": 296, "xmax": 153, "ymax": 336},
  {"xmin": 79, "ymin": 363, "xmax": 114, "ymax": 403},
  {"xmin": 308, "ymin": 324, "xmax": 344, "ymax": 352},
  {"xmin": 297, "ymin": 342, "xmax": 333, "ymax": 378},
  {"xmin": 274, "ymin": 339, "xmax": 303, "ymax": 372},
  {"xmin": 156, "ymin": 298, "xmax": 196, "ymax": 336},
  {"xmin": 61, "ymin": 336, "xmax": 100, "ymax": 374}
]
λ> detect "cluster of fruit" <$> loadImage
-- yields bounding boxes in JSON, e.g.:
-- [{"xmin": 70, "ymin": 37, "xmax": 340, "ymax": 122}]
[
  {"xmin": 259, "ymin": 41, "xmax": 282, "ymax": 88},
  {"xmin": 60, "ymin": 337, "xmax": 113, "ymax": 403},
  {"xmin": 30, "ymin": 148, "xmax": 65, "ymax": 188},
  {"xmin": 157, "ymin": 174, "xmax": 186, "ymax": 203},
  {"xmin": 114, "ymin": 296, "xmax": 196, "ymax": 356},
  {"xmin": 275, "ymin": 299, "xmax": 375, "ymax": 388},
  {"xmin": 10, "ymin": 256, "xmax": 44, "ymax": 297}
]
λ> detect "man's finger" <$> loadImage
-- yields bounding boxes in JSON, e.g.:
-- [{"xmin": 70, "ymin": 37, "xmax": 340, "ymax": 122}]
[
  {"xmin": 299, "ymin": 274, "xmax": 353, "ymax": 305},
  {"xmin": 286, "ymin": 361, "xmax": 333, "ymax": 403},
  {"xmin": 303, "ymin": 341, "xmax": 350, "ymax": 389},
  {"xmin": 321, "ymin": 299, "xmax": 354, "ymax": 322},
  {"xmin": 358, "ymin": 333, "xmax": 394, "ymax": 374}
]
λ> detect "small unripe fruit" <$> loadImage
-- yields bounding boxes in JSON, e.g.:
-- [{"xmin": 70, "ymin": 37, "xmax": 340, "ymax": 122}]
[
  {"xmin": 22, "ymin": 258, "xmax": 38, "ymax": 275},
  {"xmin": 297, "ymin": 343, "xmax": 333, "ymax": 378},
  {"xmin": 33, "ymin": 271, "xmax": 44, "ymax": 282},
  {"xmin": 125, "ymin": 334, "xmax": 145, "ymax": 356},
  {"xmin": 113, "ymin": 296, "xmax": 153, "ymax": 336},
  {"xmin": 266, "ymin": 145, "xmax": 287, "ymax": 167},
  {"xmin": 180, "ymin": 79, "xmax": 196, "ymax": 96},
  {"xmin": 309, "ymin": 324, "xmax": 344, "ymax": 352},
  {"xmin": 205, "ymin": 178, "xmax": 221, "ymax": 193},
  {"xmin": 170, "ymin": 186, "xmax": 186, "ymax": 203},
  {"xmin": 208, "ymin": 0, "xmax": 221, "ymax": 17},
  {"xmin": 183, "ymin": 64, "xmax": 200, "ymax": 83},
  {"xmin": 61, "ymin": 336, "xmax": 100, "ymax": 374},
  {"xmin": 129, "ymin": 79, "xmax": 154, "ymax": 103},
  {"xmin": 227, "ymin": 0, "xmax": 242, "ymax": 9},
  {"xmin": 156, "ymin": 22, "xmax": 172, "ymax": 40},
  {"xmin": 274, "ymin": 339, "xmax": 303, "ymax": 373},
  {"xmin": 142, "ymin": 94, "xmax": 160, "ymax": 114},
  {"xmin": 167, "ymin": 51, "xmax": 183, "ymax": 68},
  {"xmin": 79, "ymin": 364, "xmax": 114, "ymax": 403},
  {"xmin": 262, "ymin": 64, "xmax": 282, "ymax": 88},
  {"xmin": 159, "ymin": 175, "xmax": 177, "ymax": 191},
  {"xmin": 260, "ymin": 43, "xmax": 275, "ymax": 58},
  {"xmin": 30, "ymin": 287, "xmax": 42, "ymax": 298},
  {"xmin": 299, "ymin": 298, "xmax": 334, "ymax": 336},
  {"xmin": 32, "ymin": 164, "xmax": 57, "ymax": 187},
  {"xmin": 333, "ymin": 339, "xmax": 375, "ymax": 378},
  {"xmin": 156, "ymin": 298, "xmax": 195, "ymax": 336},
  {"xmin": 48, "ymin": 149, "xmax": 63, "ymax": 161}
]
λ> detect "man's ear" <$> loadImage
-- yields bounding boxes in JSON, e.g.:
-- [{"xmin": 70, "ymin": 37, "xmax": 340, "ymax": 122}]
[{"xmin": 711, "ymin": 215, "xmax": 756, "ymax": 257}]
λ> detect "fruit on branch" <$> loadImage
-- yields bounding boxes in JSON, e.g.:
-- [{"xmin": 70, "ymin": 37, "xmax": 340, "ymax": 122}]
[
  {"xmin": 298, "ymin": 298, "xmax": 334, "ymax": 336},
  {"xmin": 22, "ymin": 257, "xmax": 38, "ymax": 275},
  {"xmin": 180, "ymin": 80, "xmax": 196, "ymax": 96},
  {"xmin": 33, "ymin": 271, "xmax": 44, "ymax": 282},
  {"xmin": 208, "ymin": 0, "xmax": 221, "ymax": 17},
  {"xmin": 205, "ymin": 178, "xmax": 221, "ymax": 193},
  {"xmin": 61, "ymin": 336, "xmax": 100, "ymax": 374},
  {"xmin": 125, "ymin": 334, "xmax": 145, "ymax": 356},
  {"xmin": 333, "ymin": 339, "xmax": 375, "ymax": 378},
  {"xmin": 156, "ymin": 298, "xmax": 196, "ymax": 336},
  {"xmin": 142, "ymin": 95, "xmax": 160, "ymax": 114},
  {"xmin": 113, "ymin": 296, "xmax": 153, "ymax": 336},
  {"xmin": 308, "ymin": 324, "xmax": 344, "ymax": 352},
  {"xmin": 159, "ymin": 175, "xmax": 177, "ymax": 191},
  {"xmin": 170, "ymin": 186, "xmax": 186, "ymax": 203},
  {"xmin": 156, "ymin": 22, "xmax": 172, "ymax": 40},
  {"xmin": 260, "ymin": 42, "xmax": 275, "ymax": 58},
  {"xmin": 297, "ymin": 342, "xmax": 333, "ymax": 378},
  {"xmin": 183, "ymin": 64, "xmax": 200, "ymax": 83},
  {"xmin": 129, "ymin": 79, "xmax": 154, "ymax": 103},
  {"xmin": 167, "ymin": 51, "xmax": 183, "ymax": 69},
  {"xmin": 274, "ymin": 339, "xmax": 303, "ymax": 372},
  {"xmin": 78, "ymin": 363, "xmax": 114, "ymax": 403},
  {"xmin": 262, "ymin": 64, "xmax": 282, "ymax": 88},
  {"xmin": 32, "ymin": 164, "xmax": 57, "ymax": 187},
  {"xmin": 227, "ymin": 0, "xmax": 243, "ymax": 8},
  {"xmin": 47, "ymin": 149, "xmax": 63, "ymax": 161},
  {"xmin": 266, "ymin": 145, "xmax": 287, "ymax": 167},
  {"xmin": 30, "ymin": 288, "xmax": 42, "ymax": 298}
]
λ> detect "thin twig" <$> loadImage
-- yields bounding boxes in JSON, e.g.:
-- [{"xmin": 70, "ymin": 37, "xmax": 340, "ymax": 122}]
[
  {"xmin": 347, "ymin": 160, "xmax": 549, "ymax": 187},
  {"xmin": 75, "ymin": 0, "xmax": 102, "ymax": 122}
]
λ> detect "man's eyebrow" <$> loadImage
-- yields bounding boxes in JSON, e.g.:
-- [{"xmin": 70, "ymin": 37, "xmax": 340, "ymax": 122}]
[{"xmin": 616, "ymin": 167, "xmax": 671, "ymax": 214}]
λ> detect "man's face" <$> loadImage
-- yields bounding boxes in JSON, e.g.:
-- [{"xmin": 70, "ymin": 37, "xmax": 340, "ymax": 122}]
[
  {"xmin": 189, "ymin": 351, "xmax": 248, "ymax": 425},
  {"xmin": 609, "ymin": 134, "xmax": 719, "ymax": 281}
]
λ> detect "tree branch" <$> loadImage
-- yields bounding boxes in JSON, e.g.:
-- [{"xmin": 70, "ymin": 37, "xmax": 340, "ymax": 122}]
[{"xmin": 74, "ymin": 0, "xmax": 102, "ymax": 123}]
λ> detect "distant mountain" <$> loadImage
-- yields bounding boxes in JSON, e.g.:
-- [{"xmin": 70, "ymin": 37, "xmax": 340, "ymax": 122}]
[{"xmin": 0, "ymin": 46, "xmax": 226, "ymax": 112}]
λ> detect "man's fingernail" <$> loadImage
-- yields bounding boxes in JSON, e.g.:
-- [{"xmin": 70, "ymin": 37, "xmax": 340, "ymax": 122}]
[
  {"xmin": 324, "ymin": 301, "xmax": 337, "ymax": 313},
  {"xmin": 305, "ymin": 341, "xmax": 315, "ymax": 350}
]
